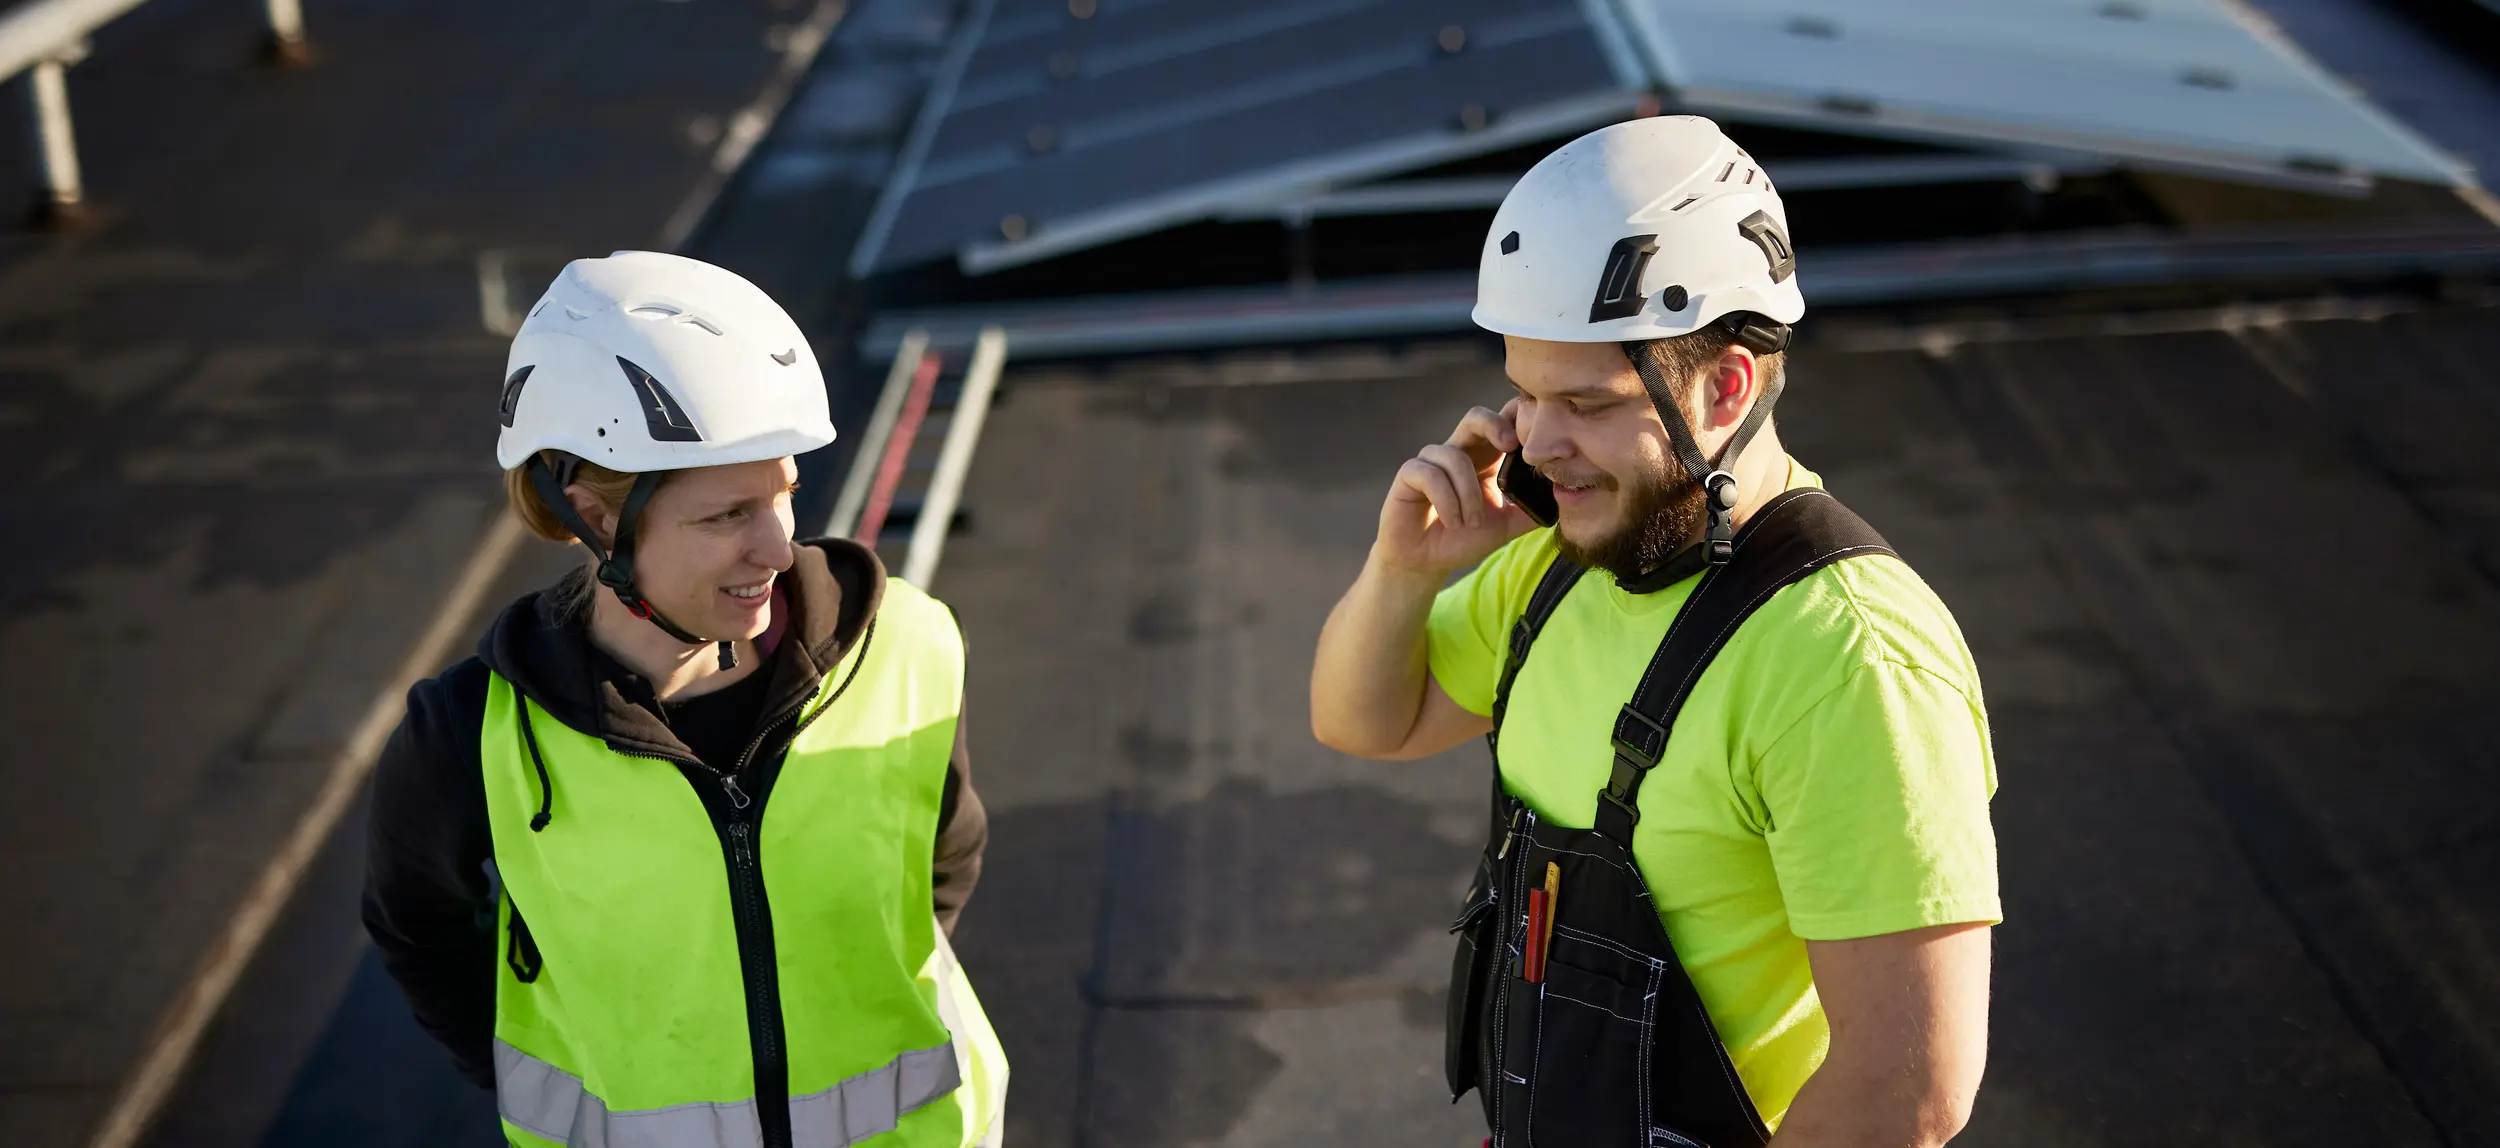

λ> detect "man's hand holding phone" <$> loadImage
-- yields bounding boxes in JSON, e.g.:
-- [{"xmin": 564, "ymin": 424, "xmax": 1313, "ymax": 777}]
[
  {"xmin": 1316, "ymin": 401, "xmax": 1541, "ymax": 758},
  {"xmin": 1376, "ymin": 401, "xmax": 1540, "ymax": 580}
]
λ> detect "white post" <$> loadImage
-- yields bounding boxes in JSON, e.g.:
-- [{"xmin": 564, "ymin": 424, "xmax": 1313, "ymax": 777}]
[
  {"xmin": 827, "ymin": 328, "xmax": 931, "ymax": 538},
  {"xmin": 264, "ymin": 0, "xmax": 308, "ymax": 63},
  {"xmin": 901, "ymin": 326, "xmax": 1006, "ymax": 588},
  {"xmin": 26, "ymin": 55, "xmax": 81, "ymax": 218}
]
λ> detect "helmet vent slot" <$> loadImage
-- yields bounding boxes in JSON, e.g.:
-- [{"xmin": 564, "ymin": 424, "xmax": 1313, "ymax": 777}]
[
  {"xmin": 1671, "ymin": 197, "xmax": 1700, "ymax": 213},
  {"xmin": 632, "ymin": 303, "xmax": 722, "ymax": 335},
  {"xmin": 1587, "ymin": 234, "xmax": 1660, "ymax": 323},
  {"xmin": 615, "ymin": 356, "xmax": 704, "ymax": 442},
  {"xmin": 1736, "ymin": 211, "xmax": 1797, "ymax": 284},
  {"xmin": 498, "ymin": 366, "xmax": 533, "ymax": 428},
  {"xmin": 1718, "ymin": 161, "xmax": 1736, "ymax": 182}
]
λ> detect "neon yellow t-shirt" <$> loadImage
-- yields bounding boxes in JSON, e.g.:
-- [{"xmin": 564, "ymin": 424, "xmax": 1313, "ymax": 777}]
[{"xmin": 1425, "ymin": 462, "xmax": 2000, "ymax": 1128}]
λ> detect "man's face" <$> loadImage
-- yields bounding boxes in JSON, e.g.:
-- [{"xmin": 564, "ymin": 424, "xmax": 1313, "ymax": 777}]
[
  {"xmin": 1503, "ymin": 336, "xmax": 1704, "ymax": 580},
  {"xmin": 619, "ymin": 457, "xmax": 799, "ymax": 642}
]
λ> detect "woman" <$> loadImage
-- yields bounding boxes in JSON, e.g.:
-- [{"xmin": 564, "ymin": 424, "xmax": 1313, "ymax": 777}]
[{"xmin": 364, "ymin": 250, "xmax": 1007, "ymax": 1148}]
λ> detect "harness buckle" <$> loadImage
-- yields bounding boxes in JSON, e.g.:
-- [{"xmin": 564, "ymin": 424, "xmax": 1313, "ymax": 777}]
[
  {"xmin": 1611, "ymin": 705, "xmax": 1668, "ymax": 770},
  {"xmin": 1601, "ymin": 785, "xmax": 1642, "ymax": 830}
]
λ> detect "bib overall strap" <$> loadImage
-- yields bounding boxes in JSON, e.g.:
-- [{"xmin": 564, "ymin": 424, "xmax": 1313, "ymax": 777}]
[
  {"xmin": 1487, "ymin": 554, "xmax": 1585, "ymax": 840},
  {"xmin": 1595, "ymin": 489, "xmax": 1894, "ymax": 843},
  {"xmin": 1490, "ymin": 554, "xmax": 1586, "ymax": 744}
]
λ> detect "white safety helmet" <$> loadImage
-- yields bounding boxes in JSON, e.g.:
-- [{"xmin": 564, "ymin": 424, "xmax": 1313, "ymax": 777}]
[
  {"xmin": 496, "ymin": 250, "xmax": 834, "ymax": 472},
  {"xmin": 1473, "ymin": 115, "xmax": 1803, "ymax": 344},
  {"xmin": 494, "ymin": 251, "xmax": 834, "ymax": 660},
  {"xmin": 1476, "ymin": 116, "xmax": 1805, "ymax": 579}
]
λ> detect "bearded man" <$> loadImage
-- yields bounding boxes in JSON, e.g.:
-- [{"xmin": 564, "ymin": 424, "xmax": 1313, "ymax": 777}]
[{"xmin": 1310, "ymin": 116, "xmax": 1999, "ymax": 1147}]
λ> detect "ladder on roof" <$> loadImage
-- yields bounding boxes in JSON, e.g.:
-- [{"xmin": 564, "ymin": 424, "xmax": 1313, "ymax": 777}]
[{"xmin": 824, "ymin": 324, "xmax": 1008, "ymax": 588}]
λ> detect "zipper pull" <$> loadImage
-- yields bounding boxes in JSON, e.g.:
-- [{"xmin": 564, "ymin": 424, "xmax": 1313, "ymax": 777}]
[{"xmin": 721, "ymin": 774, "xmax": 752, "ymax": 810}]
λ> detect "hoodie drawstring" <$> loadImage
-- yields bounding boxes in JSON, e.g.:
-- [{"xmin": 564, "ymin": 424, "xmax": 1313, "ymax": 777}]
[
  {"xmin": 517, "ymin": 698, "xmax": 555, "ymax": 832},
  {"xmin": 512, "ymin": 616, "xmax": 878, "ymax": 834}
]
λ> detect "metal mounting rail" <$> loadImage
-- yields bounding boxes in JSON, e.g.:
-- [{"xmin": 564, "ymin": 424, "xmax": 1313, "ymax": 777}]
[
  {"xmin": 862, "ymin": 222, "xmax": 2500, "ymax": 361},
  {"xmin": 4, "ymin": 0, "xmax": 309, "ymax": 225},
  {"xmin": 828, "ymin": 324, "xmax": 1009, "ymax": 589}
]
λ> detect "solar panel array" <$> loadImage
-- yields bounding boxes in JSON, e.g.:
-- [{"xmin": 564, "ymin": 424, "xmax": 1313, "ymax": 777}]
[
  {"xmin": 851, "ymin": 0, "xmax": 1640, "ymax": 276},
  {"xmin": 852, "ymin": 0, "xmax": 2473, "ymax": 278}
]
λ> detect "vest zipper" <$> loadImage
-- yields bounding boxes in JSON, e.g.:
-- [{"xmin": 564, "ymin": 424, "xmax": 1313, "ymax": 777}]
[
  {"xmin": 609, "ymin": 632, "xmax": 868, "ymax": 1148},
  {"xmin": 608, "ymin": 713, "xmax": 800, "ymax": 1148},
  {"xmin": 725, "ymin": 816, "xmax": 792, "ymax": 1148},
  {"xmin": 722, "ymin": 712, "xmax": 799, "ymax": 1148}
]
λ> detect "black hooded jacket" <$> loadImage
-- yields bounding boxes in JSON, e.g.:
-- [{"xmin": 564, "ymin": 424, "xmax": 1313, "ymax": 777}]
[{"xmin": 360, "ymin": 538, "xmax": 987, "ymax": 1088}]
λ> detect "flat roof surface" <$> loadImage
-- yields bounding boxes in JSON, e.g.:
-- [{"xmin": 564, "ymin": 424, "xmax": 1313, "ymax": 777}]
[
  {"xmin": 920, "ymin": 304, "xmax": 2500, "ymax": 1144},
  {"xmin": 200, "ymin": 300, "xmax": 2500, "ymax": 1146},
  {"xmin": 0, "ymin": 0, "xmax": 804, "ymax": 1143}
]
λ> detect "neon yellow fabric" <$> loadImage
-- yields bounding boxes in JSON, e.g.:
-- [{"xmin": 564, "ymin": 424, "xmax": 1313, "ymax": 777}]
[
  {"xmin": 1426, "ymin": 462, "xmax": 1999, "ymax": 1129},
  {"xmin": 484, "ymin": 577, "xmax": 1001, "ymax": 1147}
]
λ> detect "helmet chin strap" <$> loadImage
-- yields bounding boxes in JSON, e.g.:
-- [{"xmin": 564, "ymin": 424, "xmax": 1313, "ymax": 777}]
[
  {"xmin": 1621, "ymin": 320, "xmax": 1790, "ymax": 582},
  {"xmin": 527, "ymin": 453, "xmax": 739, "ymax": 671}
]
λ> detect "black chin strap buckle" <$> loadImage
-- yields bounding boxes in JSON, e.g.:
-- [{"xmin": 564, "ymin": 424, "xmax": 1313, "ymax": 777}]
[
  {"xmin": 1705, "ymin": 471, "xmax": 1739, "ymax": 566},
  {"xmin": 596, "ymin": 562, "xmax": 654, "ymax": 617}
]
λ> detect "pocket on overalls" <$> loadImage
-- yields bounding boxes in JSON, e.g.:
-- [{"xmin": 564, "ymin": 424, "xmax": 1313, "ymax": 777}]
[
  {"xmin": 1444, "ymin": 858, "xmax": 1499, "ymax": 1101},
  {"xmin": 1528, "ymin": 926, "xmax": 1661, "ymax": 1147}
]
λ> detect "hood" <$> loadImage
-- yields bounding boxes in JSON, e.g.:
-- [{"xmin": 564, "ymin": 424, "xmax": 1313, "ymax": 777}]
[{"xmin": 477, "ymin": 536, "xmax": 886, "ymax": 760}]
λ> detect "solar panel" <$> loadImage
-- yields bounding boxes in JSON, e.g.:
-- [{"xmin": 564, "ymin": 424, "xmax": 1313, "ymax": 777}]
[
  {"xmin": 852, "ymin": 0, "xmax": 2474, "ymax": 280},
  {"xmin": 849, "ymin": 0, "xmax": 1644, "ymax": 276},
  {"xmin": 1618, "ymin": 0, "xmax": 2465, "ymax": 191}
]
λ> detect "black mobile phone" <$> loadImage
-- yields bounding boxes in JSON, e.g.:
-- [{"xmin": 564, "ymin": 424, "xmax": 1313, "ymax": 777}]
[{"xmin": 1498, "ymin": 450, "xmax": 1557, "ymax": 527}]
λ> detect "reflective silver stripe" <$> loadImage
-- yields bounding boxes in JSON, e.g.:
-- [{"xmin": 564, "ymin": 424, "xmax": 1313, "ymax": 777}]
[{"xmin": 497, "ymin": 1039, "xmax": 961, "ymax": 1148}]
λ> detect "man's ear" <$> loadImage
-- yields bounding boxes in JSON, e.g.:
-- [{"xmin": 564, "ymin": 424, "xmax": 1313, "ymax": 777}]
[
  {"xmin": 563, "ymin": 485, "xmax": 616, "ymax": 548},
  {"xmin": 1704, "ymin": 345, "xmax": 1760, "ymax": 430}
]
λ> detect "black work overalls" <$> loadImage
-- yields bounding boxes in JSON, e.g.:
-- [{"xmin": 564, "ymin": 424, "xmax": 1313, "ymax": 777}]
[{"xmin": 1445, "ymin": 488, "xmax": 1893, "ymax": 1148}]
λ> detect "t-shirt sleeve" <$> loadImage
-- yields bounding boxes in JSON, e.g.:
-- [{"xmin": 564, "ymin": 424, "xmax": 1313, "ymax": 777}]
[
  {"xmin": 1426, "ymin": 532, "xmax": 1551, "ymax": 717},
  {"xmin": 1755, "ymin": 659, "xmax": 2001, "ymax": 940}
]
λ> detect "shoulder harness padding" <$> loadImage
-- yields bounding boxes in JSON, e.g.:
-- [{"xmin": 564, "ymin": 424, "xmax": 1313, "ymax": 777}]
[{"xmin": 1595, "ymin": 487, "xmax": 1892, "ymax": 841}]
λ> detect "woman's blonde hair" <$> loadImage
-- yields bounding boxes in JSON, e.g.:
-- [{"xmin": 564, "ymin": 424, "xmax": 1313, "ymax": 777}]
[
  {"xmin": 504, "ymin": 453, "xmax": 675, "ymax": 621},
  {"xmin": 505, "ymin": 452, "xmax": 676, "ymax": 545}
]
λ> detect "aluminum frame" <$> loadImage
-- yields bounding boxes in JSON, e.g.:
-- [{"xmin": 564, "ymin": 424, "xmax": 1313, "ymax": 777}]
[
  {"xmin": 863, "ymin": 224, "xmax": 2500, "ymax": 359},
  {"xmin": 1217, "ymin": 154, "xmax": 2113, "ymax": 221}
]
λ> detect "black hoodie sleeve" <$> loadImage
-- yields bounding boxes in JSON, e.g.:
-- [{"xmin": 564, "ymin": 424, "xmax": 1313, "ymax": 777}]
[
  {"xmin": 932, "ymin": 696, "xmax": 987, "ymax": 936},
  {"xmin": 361, "ymin": 659, "xmax": 498, "ymax": 1089}
]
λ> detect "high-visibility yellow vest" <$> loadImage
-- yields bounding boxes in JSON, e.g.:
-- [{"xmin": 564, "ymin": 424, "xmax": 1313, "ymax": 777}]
[{"xmin": 479, "ymin": 579, "xmax": 1008, "ymax": 1148}]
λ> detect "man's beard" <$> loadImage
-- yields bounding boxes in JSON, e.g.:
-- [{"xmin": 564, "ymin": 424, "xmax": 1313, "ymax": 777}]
[{"xmin": 1551, "ymin": 459, "xmax": 1707, "ymax": 584}]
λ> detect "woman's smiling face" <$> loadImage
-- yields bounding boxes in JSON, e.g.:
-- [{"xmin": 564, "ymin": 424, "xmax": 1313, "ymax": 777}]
[{"xmin": 606, "ymin": 457, "xmax": 799, "ymax": 642}]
